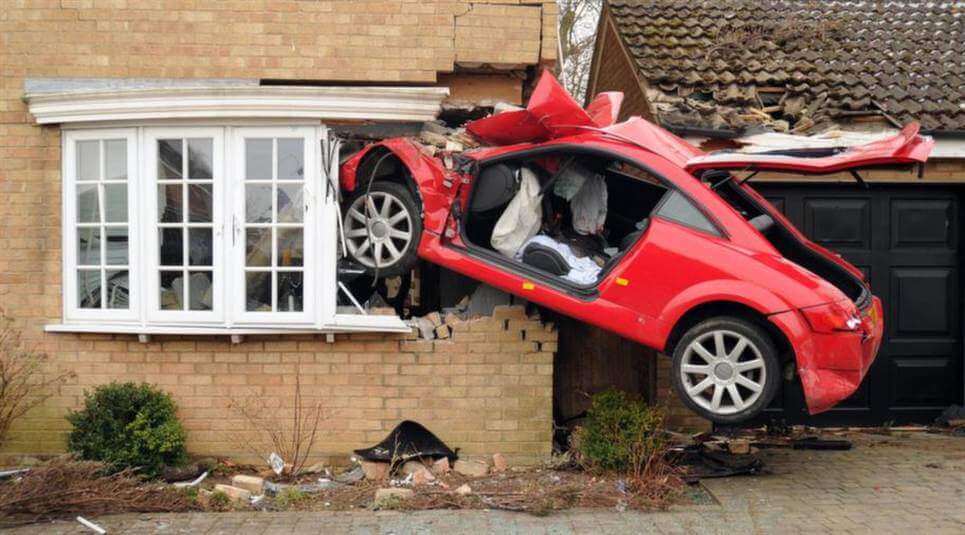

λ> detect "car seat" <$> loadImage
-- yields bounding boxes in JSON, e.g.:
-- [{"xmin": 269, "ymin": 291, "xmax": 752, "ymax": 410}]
[
  {"xmin": 467, "ymin": 163, "xmax": 522, "ymax": 247},
  {"xmin": 520, "ymin": 242, "xmax": 569, "ymax": 277},
  {"xmin": 470, "ymin": 163, "xmax": 519, "ymax": 213}
]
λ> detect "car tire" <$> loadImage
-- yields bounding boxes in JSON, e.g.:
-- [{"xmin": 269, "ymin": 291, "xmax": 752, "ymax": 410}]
[
  {"xmin": 342, "ymin": 181, "xmax": 422, "ymax": 278},
  {"xmin": 671, "ymin": 317, "xmax": 780, "ymax": 424}
]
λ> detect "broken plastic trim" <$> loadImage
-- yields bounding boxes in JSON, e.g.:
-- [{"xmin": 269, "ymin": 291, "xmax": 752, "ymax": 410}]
[{"xmin": 354, "ymin": 420, "xmax": 457, "ymax": 464}]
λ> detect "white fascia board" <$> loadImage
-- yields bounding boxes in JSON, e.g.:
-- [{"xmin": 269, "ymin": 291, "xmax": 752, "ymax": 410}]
[
  {"xmin": 932, "ymin": 138, "xmax": 965, "ymax": 159},
  {"xmin": 45, "ymin": 315, "xmax": 412, "ymax": 336},
  {"xmin": 26, "ymin": 85, "xmax": 449, "ymax": 125}
]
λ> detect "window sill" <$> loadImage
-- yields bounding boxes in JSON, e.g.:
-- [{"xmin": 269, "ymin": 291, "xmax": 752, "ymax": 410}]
[{"xmin": 45, "ymin": 315, "xmax": 411, "ymax": 337}]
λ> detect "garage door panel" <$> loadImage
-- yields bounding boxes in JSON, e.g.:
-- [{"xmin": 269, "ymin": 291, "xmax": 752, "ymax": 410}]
[
  {"xmin": 890, "ymin": 198, "xmax": 955, "ymax": 250},
  {"xmin": 889, "ymin": 267, "xmax": 957, "ymax": 339},
  {"xmin": 804, "ymin": 198, "xmax": 871, "ymax": 250},
  {"xmin": 889, "ymin": 356, "xmax": 958, "ymax": 408},
  {"xmin": 748, "ymin": 184, "xmax": 963, "ymax": 426}
]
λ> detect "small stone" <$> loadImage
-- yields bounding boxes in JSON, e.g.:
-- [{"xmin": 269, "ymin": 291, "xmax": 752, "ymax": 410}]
[
  {"xmin": 374, "ymin": 487, "xmax": 414, "ymax": 507},
  {"xmin": 492, "ymin": 453, "xmax": 508, "ymax": 472},
  {"xmin": 361, "ymin": 460, "xmax": 389, "ymax": 481},
  {"xmin": 231, "ymin": 475, "xmax": 264, "ymax": 494},
  {"xmin": 728, "ymin": 439, "xmax": 751, "ymax": 455},
  {"xmin": 454, "ymin": 484, "xmax": 472, "ymax": 496},
  {"xmin": 453, "ymin": 460, "xmax": 489, "ymax": 477},
  {"xmin": 213, "ymin": 484, "xmax": 251, "ymax": 503},
  {"xmin": 431, "ymin": 457, "xmax": 451, "ymax": 475}
]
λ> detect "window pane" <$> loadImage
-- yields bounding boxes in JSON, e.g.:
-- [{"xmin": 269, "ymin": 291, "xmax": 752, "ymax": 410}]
[
  {"xmin": 187, "ymin": 138, "xmax": 213, "ymax": 179},
  {"xmin": 76, "ymin": 140, "xmax": 99, "ymax": 181},
  {"xmin": 104, "ymin": 184, "xmax": 128, "ymax": 223},
  {"xmin": 77, "ymin": 227, "xmax": 101, "ymax": 266},
  {"xmin": 245, "ymin": 228, "xmax": 271, "ymax": 267},
  {"xmin": 104, "ymin": 139, "xmax": 127, "ymax": 180},
  {"xmin": 277, "ymin": 184, "xmax": 304, "ymax": 223},
  {"xmin": 158, "ymin": 184, "xmax": 183, "ymax": 223},
  {"xmin": 159, "ymin": 228, "xmax": 183, "ymax": 266},
  {"xmin": 159, "ymin": 270, "xmax": 183, "ymax": 310},
  {"xmin": 245, "ymin": 184, "xmax": 272, "ymax": 223},
  {"xmin": 277, "ymin": 228, "xmax": 303, "ymax": 267},
  {"xmin": 188, "ymin": 228, "xmax": 213, "ymax": 266},
  {"xmin": 245, "ymin": 138, "xmax": 272, "ymax": 180},
  {"xmin": 188, "ymin": 184, "xmax": 213, "ymax": 223},
  {"xmin": 277, "ymin": 138, "xmax": 304, "ymax": 180},
  {"xmin": 158, "ymin": 139, "xmax": 183, "ymax": 179},
  {"xmin": 656, "ymin": 191, "xmax": 720, "ymax": 236},
  {"xmin": 105, "ymin": 227, "xmax": 128, "ymax": 265},
  {"xmin": 246, "ymin": 271, "xmax": 272, "ymax": 311},
  {"xmin": 104, "ymin": 270, "xmax": 129, "ymax": 309},
  {"xmin": 188, "ymin": 271, "xmax": 213, "ymax": 311},
  {"xmin": 77, "ymin": 269, "xmax": 101, "ymax": 308},
  {"xmin": 277, "ymin": 271, "xmax": 303, "ymax": 312},
  {"xmin": 76, "ymin": 184, "xmax": 100, "ymax": 223}
]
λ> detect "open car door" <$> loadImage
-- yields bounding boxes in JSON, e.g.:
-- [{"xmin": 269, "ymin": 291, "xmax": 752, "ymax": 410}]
[{"xmin": 684, "ymin": 123, "xmax": 933, "ymax": 175}]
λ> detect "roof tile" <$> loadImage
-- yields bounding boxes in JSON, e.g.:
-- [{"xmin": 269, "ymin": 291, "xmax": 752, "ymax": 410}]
[{"xmin": 607, "ymin": 0, "xmax": 965, "ymax": 132}]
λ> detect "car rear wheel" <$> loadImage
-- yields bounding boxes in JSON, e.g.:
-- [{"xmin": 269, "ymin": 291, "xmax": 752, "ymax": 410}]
[
  {"xmin": 671, "ymin": 317, "xmax": 780, "ymax": 424},
  {"xmin": 342, "ymin": 181, "xmax": 422, "ymax": 277}
]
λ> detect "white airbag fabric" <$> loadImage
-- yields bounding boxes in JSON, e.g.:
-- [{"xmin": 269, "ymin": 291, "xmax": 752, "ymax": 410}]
[
  {"xmin": 516, "ymin": 235, "xmax": 602, "ymax": 285},
  {"xmin": 491, "ymin": 167, "xmax": 542, "ymax": 257},
  {"xmin": 571, "ymin": 173, "xmax": 607, "ymax": 235}
]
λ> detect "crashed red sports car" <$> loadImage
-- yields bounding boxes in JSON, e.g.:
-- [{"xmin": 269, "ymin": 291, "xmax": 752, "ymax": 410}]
[{"xmin": 339, "ymin": 73, "xmax": 933, "ymax": 423}]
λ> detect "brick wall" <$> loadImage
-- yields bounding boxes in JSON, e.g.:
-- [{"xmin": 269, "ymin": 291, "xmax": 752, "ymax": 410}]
[
  {"xmin": 0, "ymin": 1, "xmax": 558, "ymax": 462},
  {"xmin": 3, "ymin": 306, "xmax": 555, "ymax": 464}
]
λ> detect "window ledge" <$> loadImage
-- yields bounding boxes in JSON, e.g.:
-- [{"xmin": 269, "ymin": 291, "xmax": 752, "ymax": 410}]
[{"xmin": 45, "ymin": 316, "xmax": 411, "ymax": 337}]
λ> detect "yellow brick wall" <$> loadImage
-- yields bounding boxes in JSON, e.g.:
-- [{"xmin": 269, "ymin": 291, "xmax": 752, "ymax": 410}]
[
  {"xmin": 0, "ymin": 1, "xmax": 558, "ymax": 463},
  {"xmin": 3, "ymin": 306, "xmax": 555, "ymax": 464}
]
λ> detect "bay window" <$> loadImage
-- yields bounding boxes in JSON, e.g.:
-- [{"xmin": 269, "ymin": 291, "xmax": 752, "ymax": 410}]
[{"xmin": 57, "ymin": 124, "xmax": 390, "ymax": 334}]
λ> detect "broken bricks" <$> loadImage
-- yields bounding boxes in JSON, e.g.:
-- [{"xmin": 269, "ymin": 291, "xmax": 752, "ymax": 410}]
[
  {"xmin": 230, "ymin": 475, "xmax": 264, "ymax": 494},
  {"xmin": 361, "ymin": 460, "xmax": 389, "ymax": 481},
  {"xmin": 213, "ymin": 484, "xmax": 252, "ymax": 503},
  {"xmin": 453, "ymin": 459, "xmax": 489, "ymax": 478}
]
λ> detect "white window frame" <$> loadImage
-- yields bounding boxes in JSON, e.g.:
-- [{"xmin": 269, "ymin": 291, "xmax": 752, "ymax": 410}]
[
  {"xmin": 230, "ymin": 126, "xmax": 319, "ymax": 327},
  {"xmin": 62, "ymin": 128, "xmax": 140, "ymax": 324},
  {"xmin": 143, "ymin": 127, "xmax": 226, "ymax": 325},
  {"xmin": 55, "ymin": 122, "xmax": 403, "ymax": 335}
]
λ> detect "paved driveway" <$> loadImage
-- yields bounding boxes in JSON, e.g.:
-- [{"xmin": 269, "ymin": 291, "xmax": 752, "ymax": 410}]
[{"xmin": 13, "ymin": 432, "xmax": 965, "ymax": 534}]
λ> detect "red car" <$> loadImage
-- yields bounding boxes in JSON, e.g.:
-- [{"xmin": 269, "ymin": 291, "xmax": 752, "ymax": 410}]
[{"xmin": 339, "ymin": 73, "xmax": 933, "ymax": 423}]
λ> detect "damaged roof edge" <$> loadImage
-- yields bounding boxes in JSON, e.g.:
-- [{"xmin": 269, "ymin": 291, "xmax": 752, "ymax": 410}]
[{"xmin": 23, "ymin": 78, "xmax": 450, "ymax": 124}]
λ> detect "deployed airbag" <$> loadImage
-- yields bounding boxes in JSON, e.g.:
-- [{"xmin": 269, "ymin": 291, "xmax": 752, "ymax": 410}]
[{"xmin": 491, "ymin": 166, "xmax": 542, "ymax": 257}]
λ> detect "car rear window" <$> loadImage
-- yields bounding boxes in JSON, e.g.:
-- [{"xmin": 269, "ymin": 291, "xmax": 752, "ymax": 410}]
[{"xmin": 655, "ymin": 190, "xmax": 720, "ymax": 236}]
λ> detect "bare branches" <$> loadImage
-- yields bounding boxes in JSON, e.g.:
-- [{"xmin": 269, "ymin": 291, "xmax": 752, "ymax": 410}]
[
  {"xmin": 0, "ymin": 457, "xmax": 195, "ymax": 526},
  {"xmin": 0, "ymin": 312, "xmax": 74, "ymax": 448},
  {"xmin": 557, "ymin": 0, "xmax": 603, "ymax": 102},
  {"xmin": 228, "ymin": 370, "xmax": 326, "ymax": 480}
]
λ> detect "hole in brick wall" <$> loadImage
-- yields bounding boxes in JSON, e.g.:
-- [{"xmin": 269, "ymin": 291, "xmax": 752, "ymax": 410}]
[{"xmin": 549, "ymin": 312, "xmax": 658, "ymax": 451}]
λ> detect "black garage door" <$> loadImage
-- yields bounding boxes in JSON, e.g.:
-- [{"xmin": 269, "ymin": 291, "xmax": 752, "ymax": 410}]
[{"xmin": 753, "ymin": 184, "xmax": 964, "ymax": 426}]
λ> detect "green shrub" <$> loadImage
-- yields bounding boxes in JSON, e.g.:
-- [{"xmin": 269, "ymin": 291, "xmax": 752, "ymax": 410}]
[
  {"xmin": 574, "ymin": 389, "xmax": 666, "ymax": 473},
  {"xmin": 66, "ymin": 382, "xmax": 187, "ymax": 478}
]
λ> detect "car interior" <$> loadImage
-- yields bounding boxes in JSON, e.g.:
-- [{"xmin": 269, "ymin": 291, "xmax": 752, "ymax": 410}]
[{"xmin": 462, "ymin": 151, "xmax": 669, "ymax": 287}]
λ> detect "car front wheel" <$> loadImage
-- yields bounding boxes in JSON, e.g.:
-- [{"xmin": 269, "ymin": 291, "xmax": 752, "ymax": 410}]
[
  {"xmin": 342, "ymin": 181, "xmax": 422, "ymax": 278},
  {"xmin": 671, "ymin": 317, "xmax": 780, "ymax": 424}
]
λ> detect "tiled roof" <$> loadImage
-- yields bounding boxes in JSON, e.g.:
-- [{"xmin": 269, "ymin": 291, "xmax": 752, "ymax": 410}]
[{"xmin": 608, "ymin": 0, "xmax": 965, "ymax": 133}]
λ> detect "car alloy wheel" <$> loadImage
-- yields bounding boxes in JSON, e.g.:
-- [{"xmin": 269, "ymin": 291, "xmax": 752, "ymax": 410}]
[
  {"xmin": 344, "ymin": 190, "xmax": 414, "ymax": 270},
  {"xmin": 679, "ymin": 329, "xmax": 767, "ymax": 416}
]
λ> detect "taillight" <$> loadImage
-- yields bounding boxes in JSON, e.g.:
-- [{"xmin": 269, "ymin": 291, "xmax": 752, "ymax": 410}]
[{"xmin": 800, "ymin": 300, "xmax": 862, "ymax": 333}]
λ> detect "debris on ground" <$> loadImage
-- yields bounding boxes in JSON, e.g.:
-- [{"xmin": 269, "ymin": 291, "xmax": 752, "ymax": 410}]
[
  {"xmin": 453, "ymin": 459, "xmax": 490, "ymax": 478},
  {"xmin": 171, "ymin": 470, "xmax": 208, "ymax": 488},
  {"xmin": 75, "ymin": 516, "xmax": 106, "ymax": 534},
  {"xmin": 934, "ymin": 405, "xmax": 965, "ymax": 436},
  {"xmin": 213, "ymin": 484, "xmax": 251, "ymax": 504},
  {"xmin": 0, "ymin": 457, "xmax": 195, "ymax": 527},
  {"xmin": 353, "ymin": 420, "xmax": 457, "ymax": 465},
  {"xmin": 230, "ymin": 474, "xmax": 264, "ymax": 494}
]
